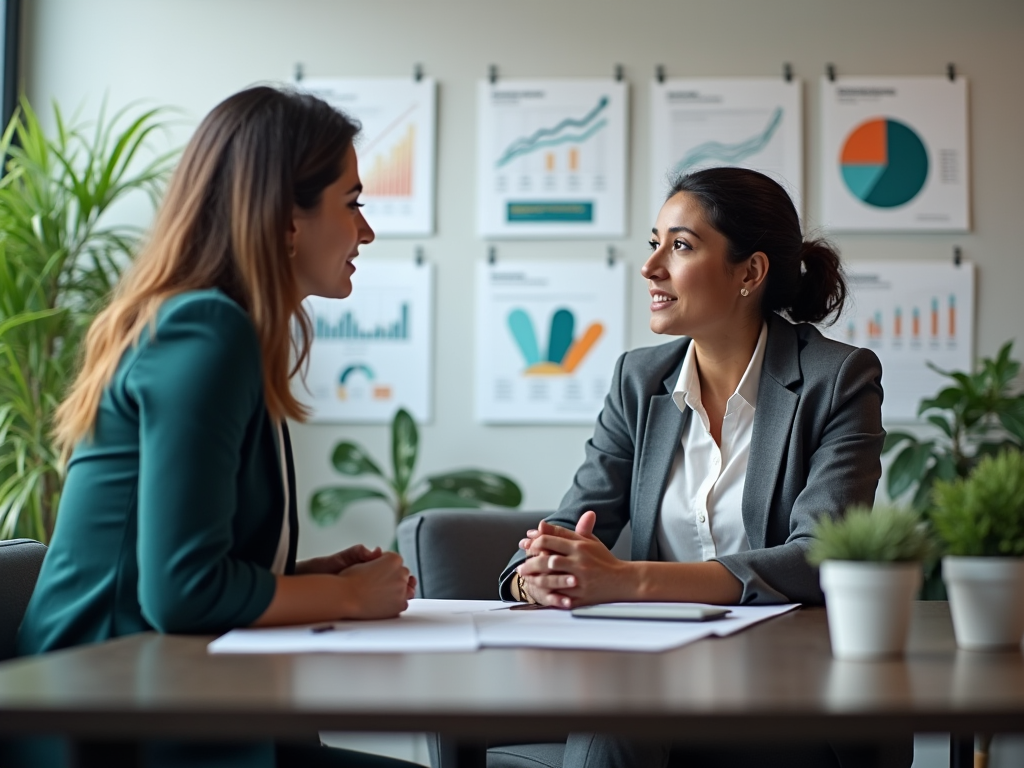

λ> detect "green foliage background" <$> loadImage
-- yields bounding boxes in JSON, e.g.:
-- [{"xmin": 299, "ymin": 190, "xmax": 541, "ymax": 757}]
[{"xmin": 0, "ymin": 99, "xmax": 173, "ymax": 541}]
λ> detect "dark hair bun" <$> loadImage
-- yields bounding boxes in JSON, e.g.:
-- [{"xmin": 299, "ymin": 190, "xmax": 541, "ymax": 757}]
[
  {"xmin": 790, "ymin": 238, "xmax": 847, "ymax": 324},
  {"xmin": 668, "ymin": 168, "xmax": 848, "ymax": 325}
]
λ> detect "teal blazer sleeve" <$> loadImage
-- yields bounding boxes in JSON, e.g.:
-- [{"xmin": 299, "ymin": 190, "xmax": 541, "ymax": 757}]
[
  {"xmin": 499, "ymin": 313, "xmax": 885, "ymax": 605},
  {"xmin": 126, "ymin": 296, "xmax": 277, "ymax": 633}
]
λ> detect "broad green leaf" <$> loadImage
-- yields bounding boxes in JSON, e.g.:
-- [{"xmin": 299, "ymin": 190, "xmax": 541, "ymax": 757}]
[
  {"xmin": 926, "ymin": 415, "xmax": 953, "ymax": 438},
  {"xmin": 882, "ymin": 431, "xmax": 916, "ymax": 454},
  {"xmin": 391, "ymin": 408, "xmax": 418, "ymax": 494},
  {"xmin": 919, "ymin": 387, "xmax": 963, "ymax": 415},
  {"xmin": 887, "ymin": 441, "xmax": 935, "ymax": 500},
  {"xmin": 424, "ymin": 470, "xmax": 523, "ymax": 508},
  {"xmin": 330, "ymin": 442, "xmax": 383, "ymax": 477},
  {"xmin": 407, "ymin": 488, "xmax": 482, "ymax": 517},
  {"xmin": 309, "ymin": 487, "xmax": 388, "ymax": 526},
  {"xmin": 996, "ymin": 400, "xmax": 1024, "ymax": 444}
]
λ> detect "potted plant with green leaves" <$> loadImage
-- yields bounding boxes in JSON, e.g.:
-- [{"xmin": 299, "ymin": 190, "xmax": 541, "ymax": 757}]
[
  {"xmin": 809, "ymin": 504, "xmax": 936, "ymax": 659},
  {"xmin": 310, "ymin": 408, "xmax": 523, "ymax": 538},
  {"xmin": 884, "ymin": 342, "xmax": 1024, "ymax": 510},
  {"xmin": 882, "ymin": 342, "xmax": 1024, "ymax": 599},
  {"xmin": 931, "ymin": 448, "xmax": 1024, "ymax": 650},
  {"xmin": 0, "ymin": 98, "xmax": 173, "ymax": 542}
]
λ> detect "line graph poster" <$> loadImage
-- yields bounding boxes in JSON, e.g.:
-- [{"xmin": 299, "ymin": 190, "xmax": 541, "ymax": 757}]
[
  {"xmin": 296, "ymin": 261, "xmax": 434, "ymax": 423},
  {"xmin": 650, "ymin": 78, "xmax": 803, "ymax": 221},
  {"xmin": 819, "ymin": 261, "xmax": 975, "ymax": 421},
  {"xmin": 475, "ymin": 260, "xmax": 626, "ymax": 423},
  {"xmin": 299, "ymin": 78, "xmax": 436, "ymax": 236},
  {"xmin": 821, "ymin": 77, "xmax": 969, "ymax": 231},
  {"xmin": 477, "ymin": 80, "xmax": 627, "ymax": 238}
]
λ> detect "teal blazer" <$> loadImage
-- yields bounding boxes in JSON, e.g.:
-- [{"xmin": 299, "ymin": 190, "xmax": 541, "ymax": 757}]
[{"xmin": 17, "ymin": 289, "xmax": 296, "ymax": 656}]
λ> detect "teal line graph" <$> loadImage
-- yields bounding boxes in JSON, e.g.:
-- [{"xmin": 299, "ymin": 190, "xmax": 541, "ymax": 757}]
[
  {"xmin": 497, "ymin": 96, "xmax": 609, "ymax": 168},
  {"xmin": 672, "ymin": 107, "xmax": 783, "ymax": 174}
]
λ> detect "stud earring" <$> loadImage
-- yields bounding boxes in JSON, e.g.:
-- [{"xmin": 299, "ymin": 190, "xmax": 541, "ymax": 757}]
[{"xmin": 740, "ymin": 288, "xmax": 750, "ymax": 297}]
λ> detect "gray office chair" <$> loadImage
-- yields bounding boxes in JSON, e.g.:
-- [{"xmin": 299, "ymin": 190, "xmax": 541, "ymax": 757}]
[
  {"xmin": 0, "ymin": 539, "xmax": 47, "ymax": 662},
  {"xmin": 396, "ymin": 508, "xmax": 547, "ymax": 601},
  {"xmin": 397, "ymin": 509, "xmax": 567, "ymax": 768}
]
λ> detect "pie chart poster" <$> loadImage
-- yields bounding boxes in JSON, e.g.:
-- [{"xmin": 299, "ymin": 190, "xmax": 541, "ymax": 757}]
[{"xmin": 821, "ymin": 77, "xmax": 969, "ymax": 232}]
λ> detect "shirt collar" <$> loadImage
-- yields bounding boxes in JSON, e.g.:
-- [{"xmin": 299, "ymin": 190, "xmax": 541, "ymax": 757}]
[{"xmin": 671, "ymin": 322, "xmax": 769, "ymax": 414}]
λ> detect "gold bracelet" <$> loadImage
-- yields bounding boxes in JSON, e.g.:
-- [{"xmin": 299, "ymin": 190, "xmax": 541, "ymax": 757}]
[{"xmin": 516, "ymin": 571, "xmax": 537, "ymax": 604}]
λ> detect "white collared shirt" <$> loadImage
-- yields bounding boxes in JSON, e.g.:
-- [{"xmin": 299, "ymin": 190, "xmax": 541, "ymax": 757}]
[{"xmin": 655, "ymin": 323, "xmax": 768, "ymax": 563}]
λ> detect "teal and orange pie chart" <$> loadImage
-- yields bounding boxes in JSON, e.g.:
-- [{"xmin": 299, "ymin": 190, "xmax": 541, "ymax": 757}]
[{"xmin": 840, "ymin": 118, "xmax": 929, "ymax": 208}]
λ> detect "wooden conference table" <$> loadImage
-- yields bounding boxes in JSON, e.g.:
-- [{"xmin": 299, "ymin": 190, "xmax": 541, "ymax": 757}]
[{"xmin": 0, "ymin": 603, "xmax": 1022, "ymax": 768}]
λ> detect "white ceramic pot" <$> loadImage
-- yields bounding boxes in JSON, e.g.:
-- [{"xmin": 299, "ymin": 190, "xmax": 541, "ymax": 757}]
[
  {"xmin": 942, "ymin": 556, "xmax": 1024, "ymax": 651},
  {"xmin": 819, "ymin": 560, "xmax": 922, "ymax": 660}
]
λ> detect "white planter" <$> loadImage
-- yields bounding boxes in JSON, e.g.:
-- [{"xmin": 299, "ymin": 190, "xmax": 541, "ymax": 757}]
[
  {"xmin": 820, "ymin": 560, "xmax": 922, "ymax": 660},
  {"xmin": 942, "ymin": 556, "xmax": 1024, "ymax": 651}
]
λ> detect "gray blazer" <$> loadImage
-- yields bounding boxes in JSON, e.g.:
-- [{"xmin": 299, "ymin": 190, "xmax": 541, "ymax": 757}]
[{"xmin": 499, "ymin": 313, "xmax": 885, "ymax": 605}]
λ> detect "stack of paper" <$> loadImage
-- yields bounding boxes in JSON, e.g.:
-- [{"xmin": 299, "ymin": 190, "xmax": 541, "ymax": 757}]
[{"xmin": 208, "ymin": 600, "xmax": 799, "ymax": 655}]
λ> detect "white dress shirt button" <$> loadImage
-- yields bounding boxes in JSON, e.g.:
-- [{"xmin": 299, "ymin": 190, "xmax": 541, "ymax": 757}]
[{"xmin": 699, "ymin": 514, "xmax": 706, "ymax": 523}]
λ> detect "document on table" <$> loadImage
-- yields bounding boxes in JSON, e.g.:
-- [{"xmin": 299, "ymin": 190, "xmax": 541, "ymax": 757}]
[
  {"xmin": 472, "ymin": 602, "xmax": 800, "ymax": 652},
  {"xmin": 207, "ymin": 600, "xmax": 799, "ymax": 654},
  {"xmin": 208, "ymin": 610, "xmax": 479, "ymax": 654}
]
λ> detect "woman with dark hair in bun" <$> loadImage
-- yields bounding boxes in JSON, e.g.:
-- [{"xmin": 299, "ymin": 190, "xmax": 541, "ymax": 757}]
[{"xmin": 491, "ymin": 167, "xmax": 910, "ymax": 768}]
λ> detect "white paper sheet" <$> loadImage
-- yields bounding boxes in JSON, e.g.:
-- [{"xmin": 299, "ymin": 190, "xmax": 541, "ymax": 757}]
[
  {"xmin": 208, "ymin": 611, "xmax": 478, "ymax": 654},
  {"xmin": 207, "ymin": 600, "xmax": 799, "ymax": 655},
  {"xmin": 472, "ymin": 602, "xmax": 800, "ymax": 652}
]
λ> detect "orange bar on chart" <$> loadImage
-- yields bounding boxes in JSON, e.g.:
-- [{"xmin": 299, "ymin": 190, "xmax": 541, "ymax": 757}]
[
  {"xmin": 561, "ymin": 323, "xmax": 604, "ymax": 373},
  {"xmin": 569, "ymin": 148, "xmax": 579, "ymax": 172},
  {"xmin": 931, "ymin": 299, "xmax": 939, "ymax": 337},
  {"xmin": 545, "ymin": 152, "xmax": 555, "ymax": 171},
  {"xmin": 894, "ymin": 309, "xmax": 902, "ymax": 338},
  {"xmin": 949, "ymin": 295, "xmax": 956, "ymax": 337}
]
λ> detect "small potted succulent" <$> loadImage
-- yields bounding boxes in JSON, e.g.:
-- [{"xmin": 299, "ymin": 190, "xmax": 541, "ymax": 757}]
[
  {"xmin": 809, "ymin": 505, "xmax": 936, "ymax": 659},
  {"xmin": 931, "ymin": 448, "xmax": 1024, "ymax": 650}
]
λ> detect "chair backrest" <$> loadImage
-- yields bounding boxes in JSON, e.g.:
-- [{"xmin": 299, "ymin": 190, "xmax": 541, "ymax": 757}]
[
  {"xmin": 0, "ymin": 539, "xmax": 47, "ymax": 662},
  {"xmin": 396, "ymin": 509, "xmax": 547, "ymax": 600}
]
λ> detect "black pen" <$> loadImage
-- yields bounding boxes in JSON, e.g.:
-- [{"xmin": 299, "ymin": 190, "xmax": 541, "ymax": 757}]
[{"xmin": 310, "ymin": 623, "xmax": 337, "ymax": 633}]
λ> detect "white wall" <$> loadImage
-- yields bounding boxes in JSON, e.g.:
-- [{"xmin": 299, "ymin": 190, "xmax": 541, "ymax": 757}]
[{"xmin": 23, "ymin": 0, "xmax": 1024, "ymax": 558}]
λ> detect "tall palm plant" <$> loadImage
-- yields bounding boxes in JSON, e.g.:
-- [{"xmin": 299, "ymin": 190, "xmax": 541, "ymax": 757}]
[{"xmin": 0, "ymin": 98, "xmax": 174, "ymax": 542}]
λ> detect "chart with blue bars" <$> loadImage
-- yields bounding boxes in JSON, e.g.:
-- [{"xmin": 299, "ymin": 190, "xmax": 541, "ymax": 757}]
[{"xmin": 297, "ymin": 261, "xmax": 433, "ymax": 424}]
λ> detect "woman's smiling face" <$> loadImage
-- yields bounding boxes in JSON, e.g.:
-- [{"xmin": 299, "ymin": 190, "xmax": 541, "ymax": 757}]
[{"xmin": 642, "ymin": 191, "xmax": 760, "ymax": 339}]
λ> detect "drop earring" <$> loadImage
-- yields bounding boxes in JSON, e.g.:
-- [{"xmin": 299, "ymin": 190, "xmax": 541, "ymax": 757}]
[{"xmin": 740, "ymin": 288, "xmax": 750, "ymax": 297}]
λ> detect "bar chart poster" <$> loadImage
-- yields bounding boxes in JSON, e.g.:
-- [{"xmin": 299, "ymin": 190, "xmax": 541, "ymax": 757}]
[
  {"xmin": 477, "ymin": 80, "xmax": 627, "ymax": 238},
  {"xmin": 299, "ymin": 78, "xmax": 436, "ymax": 235},
  {"xmin": 821, "ymin": 77, "xmax": 969, "ymax": 231},
  {"xmin": 296, "ymin": 261, "xmax": 433, "ymax": 423},
  {"xmin": 650, "ymin": 78, "xmax": 803, "ymax": 221},
  {"xmin": 475, "ymin": 260, "xmax": 626, "ymax": 423},
  {"xmin": 819, "ymin": 261, "xmax": 975, "ymax": 421}
]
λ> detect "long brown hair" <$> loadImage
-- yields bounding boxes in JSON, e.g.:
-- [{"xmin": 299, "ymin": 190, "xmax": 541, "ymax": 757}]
[{"xmin": 54, "ymin": 86, "xmax": 360, "ymax": 452}]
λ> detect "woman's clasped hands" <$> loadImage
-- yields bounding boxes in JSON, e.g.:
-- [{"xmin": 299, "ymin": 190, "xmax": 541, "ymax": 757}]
[
  {"xmin": 298, "ymin": 545, "xmax": 416, "ymax": 619},
  {"xmin": 516, "ymin": 511, "xmax": 638, "ymax": 609}
]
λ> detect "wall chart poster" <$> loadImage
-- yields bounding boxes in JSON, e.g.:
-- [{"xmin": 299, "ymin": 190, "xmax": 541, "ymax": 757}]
[
  {"xmin": 296, "ymin": 261, "xmax": 433, "ymax": 424},
  {"xmin": 821, "ymin": 77, "xmax": 969, "ymax": 232},
  {"xmin": 650, "ymin": 78, "xmax": 803, "ymax": 221},
  {"xmin": 819, "ymin": 261, "xmax": 974, "ymax": 422},
  {"xmin": 475, "ymin": 260, "xmax": 626, "ymax": 424},
  {"xmin": 299, "ymin": 78, "xmax": 436, "ymax": 236},
  {"xmin": 477, "ymin": 79, "xmax": 627, "ymax": 238}
]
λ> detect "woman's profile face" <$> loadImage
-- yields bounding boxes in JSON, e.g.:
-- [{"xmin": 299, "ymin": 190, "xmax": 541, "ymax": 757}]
[
  {"xmin": 291, "ymin": 144, "xmax": 375, "ymax": 300},
  {"xmin": 641, "ymin": 191, "xmax": 751, "ymax": 339}
]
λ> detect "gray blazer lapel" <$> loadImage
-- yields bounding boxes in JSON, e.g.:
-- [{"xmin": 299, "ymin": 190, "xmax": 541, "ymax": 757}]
[
  {"xmin": 742, "ymin": 315, "xmax": 802, "ymax": 549},
  {"xmin": 632, "ymin": 351, "xmax": 689, "ymax": 561}
]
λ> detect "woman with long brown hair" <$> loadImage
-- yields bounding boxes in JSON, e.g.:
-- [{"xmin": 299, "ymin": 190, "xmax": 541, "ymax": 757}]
[{"xmin": 15, "ymin": 86, "xmax": 418, "ymax": 767}]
